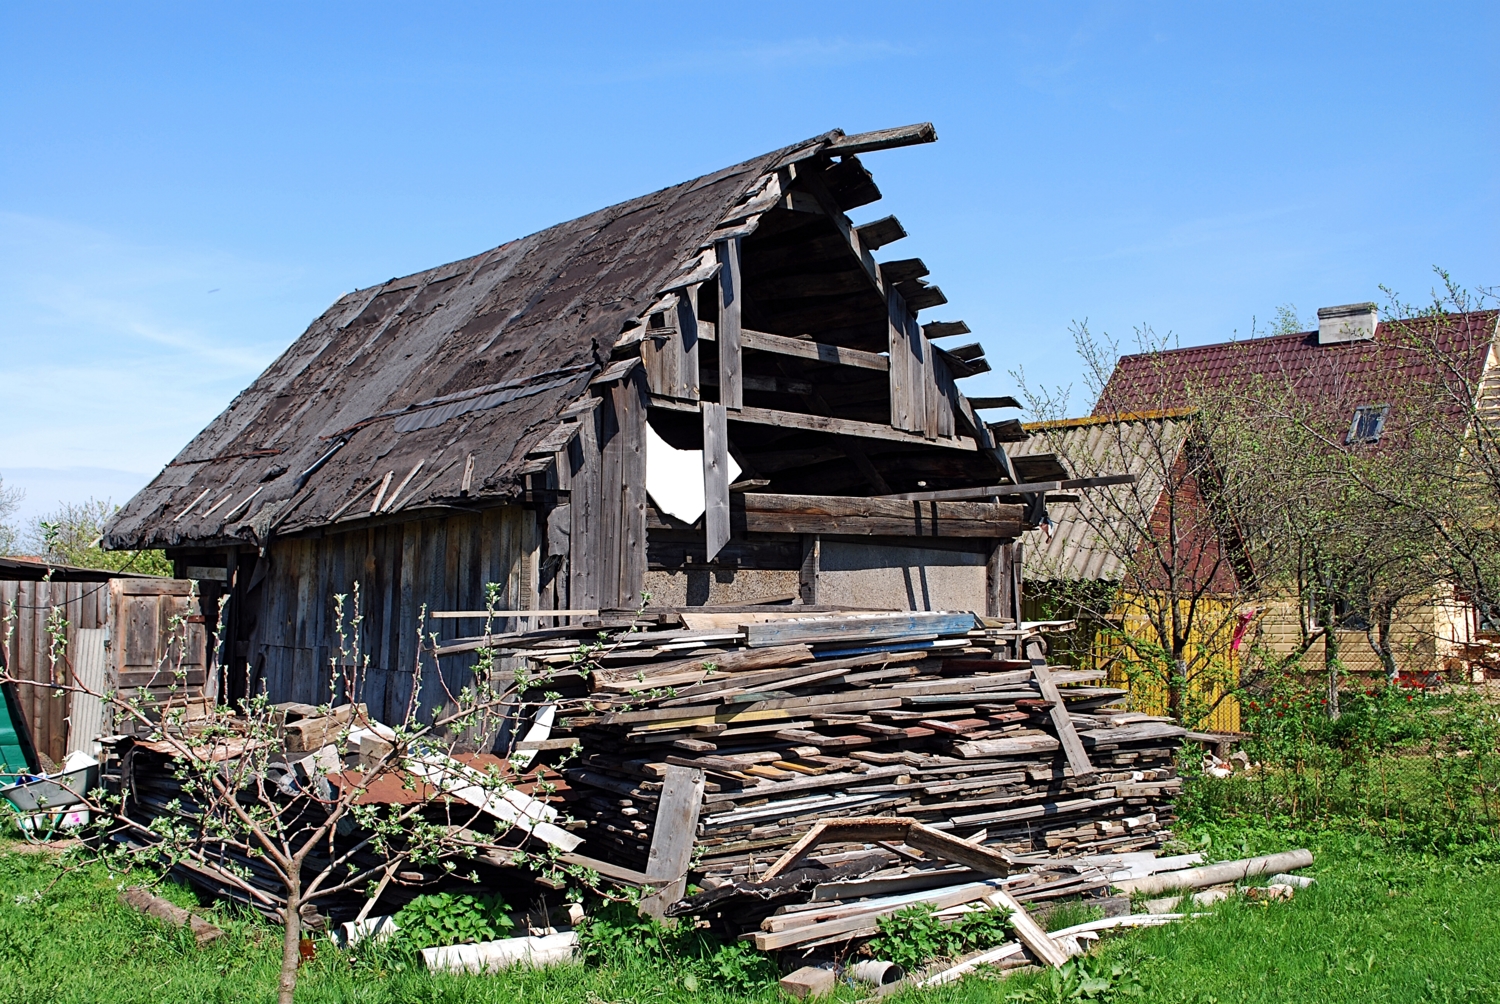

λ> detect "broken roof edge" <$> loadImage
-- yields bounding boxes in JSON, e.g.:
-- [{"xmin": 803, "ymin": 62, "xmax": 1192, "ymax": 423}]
[{"xmin": 101, "ymin": 134, "xmax": 852, "ymax": 553}]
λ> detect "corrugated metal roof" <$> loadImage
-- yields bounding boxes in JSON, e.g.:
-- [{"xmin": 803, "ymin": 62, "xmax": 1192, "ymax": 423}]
[{"xmin": 1009, "ymin": 415, "xmax": 1191, "ymax": 582}]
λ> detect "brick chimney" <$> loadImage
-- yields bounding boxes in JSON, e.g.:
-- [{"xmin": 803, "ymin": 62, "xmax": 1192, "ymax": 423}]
[{"xmin": 1316, "ymin": 302, "xmax": 1378, "ymax": 345}]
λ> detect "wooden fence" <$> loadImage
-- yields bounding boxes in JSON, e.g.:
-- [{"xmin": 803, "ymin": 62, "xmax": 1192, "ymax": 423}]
[{"xmin": 0, "ymin": 579, "xmax": 110, "ymax": 766}]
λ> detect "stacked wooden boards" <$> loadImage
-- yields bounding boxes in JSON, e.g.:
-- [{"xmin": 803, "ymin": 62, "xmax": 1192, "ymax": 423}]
[{"xmin": 527, "ymin": 610, "xmax": 1187, "ymax": 889}]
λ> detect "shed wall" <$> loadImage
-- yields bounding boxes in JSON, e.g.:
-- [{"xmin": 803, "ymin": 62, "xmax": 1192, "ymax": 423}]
[{"xmin": 248, "ymin": 506, "xmax": 537, "ymax": 725}]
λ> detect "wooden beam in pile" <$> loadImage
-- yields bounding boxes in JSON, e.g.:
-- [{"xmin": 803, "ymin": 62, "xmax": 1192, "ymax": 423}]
[
  {"xmin": 739, "ymin": 492, "xmax": 1024, "ymax": 538},
  {"xmin": 1031, "ymin": 661, "xmax": 1093, "ymax": 777}
]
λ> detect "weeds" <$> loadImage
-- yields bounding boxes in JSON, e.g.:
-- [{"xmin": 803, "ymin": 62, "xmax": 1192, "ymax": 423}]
[
  {"xmin": 865, "ymin": 902, "xmax": 1012, "ymax": 972},
  {"xmin": 391, "ymin": 891, "xmax": 515, "ymax": 951}
]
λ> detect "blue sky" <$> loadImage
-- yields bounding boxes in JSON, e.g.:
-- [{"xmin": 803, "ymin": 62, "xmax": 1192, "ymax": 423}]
[{"xmin": 2, "ymin": 2, "xmax": 1496, "ymax": 528}]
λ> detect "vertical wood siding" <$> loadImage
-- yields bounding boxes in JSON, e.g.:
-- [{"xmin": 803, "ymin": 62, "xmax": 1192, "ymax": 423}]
[
  {"xmin": 0, "ymin": 580, "xmax": 110, "ymax": 764},
  {"xmin": 249, "ymin": 506, "xmax": 537, "ymax": 726}
]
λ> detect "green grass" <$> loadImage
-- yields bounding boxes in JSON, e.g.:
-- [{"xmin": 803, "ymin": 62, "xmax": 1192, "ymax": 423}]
[{"xmin": 2, "ymin": 821, "xmax": 1498, "ymax": 1004}]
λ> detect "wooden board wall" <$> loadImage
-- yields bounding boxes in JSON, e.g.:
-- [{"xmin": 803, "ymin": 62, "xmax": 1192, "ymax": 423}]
[
  {"xmin": 569, "ymin": 370, "xmax": 648, "ymax": 611},
  {"xmin": 250, "ymin": 505, "xmax": 536, "ymax": 726},
  {"xmin": 0, "ymin": 579, "xmax": 109, "ymax": 765}
]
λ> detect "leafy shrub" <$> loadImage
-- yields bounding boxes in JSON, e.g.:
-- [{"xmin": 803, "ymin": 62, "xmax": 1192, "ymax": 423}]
[
  {"xmin": 392, "ymin": 892, "xmax": 513, "ymax": 950},
  {"xmin": 865, "ymin": 902, "xmax": 1012, "ymax": 972},
  {"xmin": 577, "ymin": 901, "xmax": 775, "ymax": 994}
]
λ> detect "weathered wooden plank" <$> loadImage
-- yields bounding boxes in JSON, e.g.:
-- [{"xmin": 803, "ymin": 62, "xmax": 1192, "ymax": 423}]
[
  {"xmin": 618, "ymin": 373, "xmax": 649, "ymax": 609},
  {"xmin": 888, "ymin": 286, "xmax": 915, "ymax": 432},
  {"xmin": 716, "ymin": 238, "xmax": 743, "ymax": 410},
  {"xmin": 825, "ymin": 122, "xmax": 936, "ymax": 155},
  {"xmin": 798, "ymin": 535, "xmax": 819, "ymax": 605},
  {"xmin": 702, "ymin": 401, "xmax": 731, "ymax": 561},
  {"xmin": 638, "ymin": 764, "xmax": 706, "ymax": 916},
  {"xmin": 1032, "ymin": 662, "xmax": 1093, "ymax": 777},
  {"xmin": 880, "ymin": 474, "xmax": 1136, "ymax": 502},
  {"xmin": 739, "ymin": 493, "xmax": 1024, "ymax": 538},
  {"xmin": 742, "ymin": 611, "xmax": 976, "ymax": 649},
  {"xmin": 697, "ymin": 321, "xmax": 888, "ymax": 371},
  {"xmin": 569, "ymin": 396, "xmax": 603, "ymax": 609}
]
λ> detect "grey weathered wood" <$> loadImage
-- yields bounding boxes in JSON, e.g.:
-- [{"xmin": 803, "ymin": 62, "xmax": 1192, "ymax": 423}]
[
  {"xmin": 880, "ymin": 474, "xmax": 1136, "ymax": 502},
  {"xmin": 568, "ymin": 399, "xmax": 603, "ymax": 609},
  {"xmin": 677, "ymin": 286, "xmax": 701, "ymax": 400},
  {"xmin": 888, "ymin": 286, "xmax": 915, "ymax": 431},
  {"xmin": 1032, "ymin": 662, "xmax": 1093, "ymax": 777},
  {"xmin": 742, "ymin": 610, "xmax": 977, "ymax": 649},
  {"xmin": 854, "ymin": 215, "xmax": 906, "ymax": 250},
  {"xmin": 716, "ymin": 238, "xmax": 743, "ymax": 410},
  {"xmin": 985, "ymin": 888, "xmax": 1069, "ymax": 967},
  {"xmin": 798, "ymin": 535, "xmax": 820, "ymax": 605},
  {"xmin": 639, "ymin": 764, "xmax": 706, "ymax": 916},
  {"xmin": 968, "ymin": 395, "xmax": 1021, "ymax": 409},
  {"xmin": 985, "ymin": 539, "xmax": 1008, "ymax": 620},
  {"xmin": 649, "ymin": 396, "xmax": 978, "ymax": 450},
  {"xmin": 740, "ymin": 493, "xmax": 1025, "ymax": 538},
  {"xmin": 825, "ymin": 122, "xmax": 936, "ymax": 155},
  {"xmin": 618, "ymin": 372, "xmax": 649, "ymax": 608},
  {"xmin": 702, "ymin": 401, "xmax": 731, "ymax": 561},
  {"xmin": 698, "ymin": 321, "xmax": 888, "ymax": 371}
]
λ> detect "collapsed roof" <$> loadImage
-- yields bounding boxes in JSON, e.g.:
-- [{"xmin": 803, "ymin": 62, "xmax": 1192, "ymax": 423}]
[{"xmin": 105, "ymin": 125, "xmax": 1020, "ymax": 553}]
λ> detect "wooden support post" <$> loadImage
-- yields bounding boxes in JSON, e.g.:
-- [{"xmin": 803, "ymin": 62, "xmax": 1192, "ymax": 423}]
[
  {"xmin": 1032, "ymin": 662, "xmax": 1093, "ymax": 777},
  {"xmin": 986, "ymin": 538, "xmax": 1008, "ymax": 619},
  {"xmin": 677, "ymin": 285, "xmax": 701, "ymax": 400},
  {"xmin": 716, "ymin": 238, "xmax": 742, "ymax": 410},
  {"xmin": 702, "ymin": 402, "xmax": 731, "ymax": 561},
  {"xmin": 638, "ymin": 764, "xmax": 706, "ymax": 918},
  {"xmin": 887, "ymin": 286, "xmax": 915, "ymax": 432},
  {"xmin": 798, "ymin": 535, "xmax": 820, "ymax": 604}
]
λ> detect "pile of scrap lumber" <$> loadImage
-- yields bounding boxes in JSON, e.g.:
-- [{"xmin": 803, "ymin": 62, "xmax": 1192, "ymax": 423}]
[{"xmin": 505, "ymin": 609, "xmax": 1187, "ymax": 899}]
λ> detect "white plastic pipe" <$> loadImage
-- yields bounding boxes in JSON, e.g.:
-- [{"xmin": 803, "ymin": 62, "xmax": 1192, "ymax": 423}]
[{"xmin": 422, "ymin": 931, "xmax": 579, "ymax": 974}]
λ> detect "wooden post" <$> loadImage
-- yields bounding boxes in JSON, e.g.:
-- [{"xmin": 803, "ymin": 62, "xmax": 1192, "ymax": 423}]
[
  {"xmin": 986, "ymin": 538, "xmax": 1008, "ymax": 619},
  {"xmin": 716, "ymin": 239, "xmax": 743, "ymax": 410},
  {"xmin": 702, "ymin": 402, "xmax": 731, "ymax": 561},
  {"xmin": 799, "ymin": 535, "xmax": 820, "ymax": 604},
  {"xmin": 677, "ymin": 285, "xmax": 701, "ymax": 401}
]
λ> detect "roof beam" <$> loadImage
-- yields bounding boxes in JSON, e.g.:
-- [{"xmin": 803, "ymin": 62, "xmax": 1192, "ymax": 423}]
[
  {"xmin": 648, "ymin": 395, "xmax": 976, "ymax": 451},
  {"xmin": 825, "ymin": 123, "xmax": 938, "ymax": 156},
  {"xmin": 878, "ymin": 474, "xmax": 1136, "ymax": 502},
  {"xmin": 697, "ymin": 320, "xmax": 888, "ymax": 372}
]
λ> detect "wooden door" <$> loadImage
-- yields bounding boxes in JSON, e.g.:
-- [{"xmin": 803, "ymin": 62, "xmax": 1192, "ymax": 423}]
[{"xmin": 109, "ymin": 579, "xmax": 209, "ymax": 734}]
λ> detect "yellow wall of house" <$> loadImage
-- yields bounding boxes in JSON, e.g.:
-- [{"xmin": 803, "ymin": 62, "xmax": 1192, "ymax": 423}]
[
  {"xmin": 1244, "ymin": 588, "xmax": 1470, "ymax": 679},
  {"xmin": 1094, "ymin": 593, "xmax": 1243, "ymax": 734}
]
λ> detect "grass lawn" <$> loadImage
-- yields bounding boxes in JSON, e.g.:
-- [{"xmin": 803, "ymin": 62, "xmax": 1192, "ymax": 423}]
[{"xmin": 0, "ymin": 821, "xmax": 1496, "ymax": 1004}]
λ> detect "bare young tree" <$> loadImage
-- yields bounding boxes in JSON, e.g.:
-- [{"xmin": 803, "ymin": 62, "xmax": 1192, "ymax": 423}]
[
  {"xmin": 1, "ymin": 582, "xmax": 577, "ymax": 1004},
  {"xmin": 1015, "ymin": 323, "xmax": 1253, "ymax": 729}
]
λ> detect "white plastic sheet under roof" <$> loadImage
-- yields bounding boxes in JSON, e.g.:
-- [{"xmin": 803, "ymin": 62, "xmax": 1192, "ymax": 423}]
[{"xmin": 1009, "ymin": 416, "xmax": 1190, "ymax": 583}]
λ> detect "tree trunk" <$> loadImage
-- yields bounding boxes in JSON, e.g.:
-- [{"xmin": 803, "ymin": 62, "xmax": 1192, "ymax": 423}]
[
  {"xmin": 279, "ymin": 879, "xmax": 302, "ymax": 1004},
  {"xmin": 1374, "ymin": 604, "xmax": 1398, "ymax": 683},
  {"xmin": 1323, "ymin": 600, "xmax": 1341, "ymax": 720},
  {"xmin": 1168, "ymin": 656, "xmax": 1187, "ymax": 722}
]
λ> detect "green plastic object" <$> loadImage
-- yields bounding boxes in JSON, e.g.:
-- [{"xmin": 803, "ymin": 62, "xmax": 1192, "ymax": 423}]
[{"xmin": 0, "ymin": 682, "xmax": 35, "ymax": 782}]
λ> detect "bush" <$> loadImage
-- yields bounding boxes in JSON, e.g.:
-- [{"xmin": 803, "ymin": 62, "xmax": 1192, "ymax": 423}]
[
  {"xmin": 1182, "ymin": 677, "xmax": 1500, "ymax": 851},
  {"xmin": 577, "ymin": 901, "xmax": 776, "ymax": 995},
  {"xmin": 864, "ymin": 902, "xmax": 1012, "ymax": 972},
  {"xmin": 392, "ymin": 892, "xmax": 514, "ymax": 950}
]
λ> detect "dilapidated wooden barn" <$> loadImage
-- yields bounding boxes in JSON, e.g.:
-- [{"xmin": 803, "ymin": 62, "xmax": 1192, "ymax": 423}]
[{"xmin": 104, "ymin": 124, "xmax": 1075, "ymax": 726}]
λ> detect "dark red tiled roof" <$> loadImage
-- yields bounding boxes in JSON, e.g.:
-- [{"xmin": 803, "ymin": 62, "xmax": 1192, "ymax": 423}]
[{"xmin": 1094, "ymin": 312, "xmax": 1500, "ymax": 440}]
